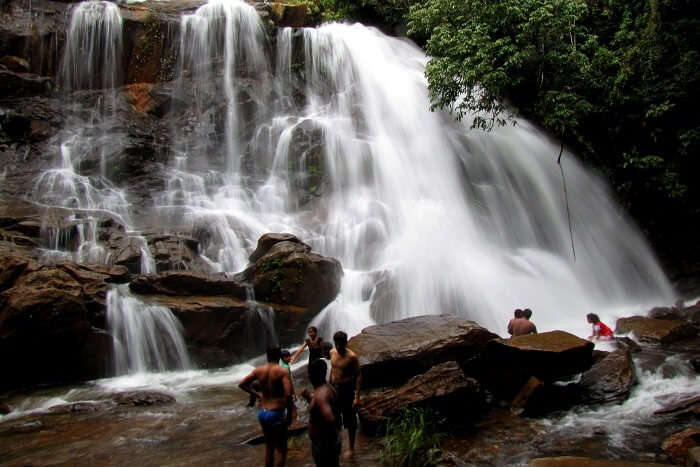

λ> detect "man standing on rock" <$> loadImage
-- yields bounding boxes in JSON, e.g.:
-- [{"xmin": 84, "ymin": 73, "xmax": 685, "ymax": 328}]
[
  {"xmin": 239, "ymin": 346, "xmax": 295, "ymax": 467},
  {"xmin": 330, "ymin": 330, "xmax": 361, "ymax": 457}
]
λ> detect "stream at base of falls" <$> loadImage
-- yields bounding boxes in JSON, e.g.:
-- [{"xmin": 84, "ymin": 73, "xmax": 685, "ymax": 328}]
[{"xmin": 2, "ymin": 335, "xmax": 698, "ymax": 466}]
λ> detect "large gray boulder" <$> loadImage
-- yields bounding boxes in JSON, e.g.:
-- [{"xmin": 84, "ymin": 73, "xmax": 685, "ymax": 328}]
[{"xmin": 347, "ymin": 314, "xmax": 498, "ymax": 389}]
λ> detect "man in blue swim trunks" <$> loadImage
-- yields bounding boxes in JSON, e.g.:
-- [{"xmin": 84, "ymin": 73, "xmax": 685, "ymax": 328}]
[{"xmin": 239, "ymin": 347, "xmax": 295, "ymax": 467}]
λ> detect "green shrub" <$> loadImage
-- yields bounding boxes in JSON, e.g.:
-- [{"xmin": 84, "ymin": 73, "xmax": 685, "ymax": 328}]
[{"xmin": 380, "ymin": 407, "xmax": 446, "ymax": 467}]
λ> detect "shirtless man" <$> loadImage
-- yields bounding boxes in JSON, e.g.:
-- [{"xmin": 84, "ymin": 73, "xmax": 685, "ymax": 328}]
[
  {"xmin": 239, "ymin": 347, "xmax": 295, "ymax": 467},
  {"xmin": 303, "ymin": 359, "xmax": 341, "ymax": 467},
  {"xmin": 511, "ymin": 315, "xmax": 537, "ymax": 336},
  {"xmin": 329, "ymin": 331, "xmax": 361, "ymax": 456}
]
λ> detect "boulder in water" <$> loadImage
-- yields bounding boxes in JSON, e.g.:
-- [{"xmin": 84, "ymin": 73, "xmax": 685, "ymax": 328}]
[
  {"xmin": 578, "ymin": 348, "xmax": 636, "ymax": 404},
  {"xmin": 661, "ymin": 427, "xmax": 700, "ymax": 464},
  {"xmin": 357, "ymin": 361, "xmax": 484, "ymax": 433},
  {"xmin": 347, "ymin": 314, "xmax": 498, "ymax": 389},
  {"xmin": 130, "ymin": 270, "xmax": 247, "ymax": 298},
  {"xmin": 235, "ymin": 234, "xmax": 343, "ymax": 314},
  {"xmin": 480, "ymin": 331, "xmax": 594, "ymax": 399},
  {"xmin": 615, "ymin": 316, "xmax": 697, "ymax": 344},
  {"xmin": 113, "ymin": 391, "xmax": 176, "ymax": 406},
  {"xmin": 0, "ymin": 254, "xmax": 119, "ymax": 389}
]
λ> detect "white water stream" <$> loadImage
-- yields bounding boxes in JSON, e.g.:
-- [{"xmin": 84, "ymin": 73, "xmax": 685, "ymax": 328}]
[{"xmin": 4, "ymin": 1, "xmax": 692, "ymax": 454}]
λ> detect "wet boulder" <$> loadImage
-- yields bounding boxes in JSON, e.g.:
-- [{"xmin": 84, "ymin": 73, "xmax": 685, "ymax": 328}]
[
  {"xmin": 268, "ymin": 2, "xmax": 308, "ymax": 28},
  {"xmin": 130, "ymin": 270, "xmax": 248, "ymax": 298},
  {"xmin": 578, "ymin": 348, "xmax": 636, "ymax": 404},
  {"xmin": 654, "ymin": 394, "xmax": 700, "ymax": 417},
  {"xmin": 144, "ymin": 293, "xmax": 289, "ymax": 368},
  {"xmin": 234, "ymin": 233, "xmax": 343, "ymax": 314},
  {"xmin": 480, "ymin": 331, "xmax": 594, "ymax": 399},
  {"xmin": 357, "ymin": 361, "xmax": 485, "ymax": 433},
  {"xmin": 347, "ymin": 314, "xmax": 498, "ymax": 389},
  {"xmin": 146, "ymin": 233, "xmax": 202, "ymax": 273},
  {"xmin": 0, "ymin": 264, "xmax": 112, "ymax": 389},
  {"xmin": 661, "ymin": 427, "xmax": 700, "ymax": 464},
  {"xmin": 615, "ymin": 316, "xmax": 697, "ymax": 344},
  {"xmin": 0, "ymin": 69, "xmax": 52, "ymax": 97},
  {"xmin": 113, "ymin": 390, "xmax": 176, "ymax": 406}
]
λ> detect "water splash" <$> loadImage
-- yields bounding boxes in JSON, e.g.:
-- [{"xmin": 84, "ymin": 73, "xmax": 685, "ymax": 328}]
[{"xmin": 107, "ymin": 285, "xmax": 191, "ymax": 375}]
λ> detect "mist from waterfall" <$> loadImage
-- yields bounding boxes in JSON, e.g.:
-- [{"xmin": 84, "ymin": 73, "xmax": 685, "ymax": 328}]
[{"xmin": 148, "ymin": 1, "xmax": 674, "ymax": 342}]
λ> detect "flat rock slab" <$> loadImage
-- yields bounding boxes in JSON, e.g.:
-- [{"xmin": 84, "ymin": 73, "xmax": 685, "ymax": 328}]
[
  {"xmin": 529, "ymin": 457, "xmax": 671, "ymax": 466},
  {"xmin": 113, "ymin": 391, "xmax": 176, "ymax": 406},
  {"xmin": 357, "ymin": 361, "xmax": 482, "ymax": 431},
  {"xmin": 615, "ymin": 316, "xmax": 697, "ymax": 344},
  {"xmin": 347, "ymin": 314, "xmax": 498, "ymax": 388},
  {"xmin": 481, "ymin": 331, "xmax": 594, "ymax": 398}
]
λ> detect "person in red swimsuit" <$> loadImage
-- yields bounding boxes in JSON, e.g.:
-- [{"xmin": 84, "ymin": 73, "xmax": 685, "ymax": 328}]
[{"xmin": 587, "ymin": 313, "xmax": 614, "ymax": 340}]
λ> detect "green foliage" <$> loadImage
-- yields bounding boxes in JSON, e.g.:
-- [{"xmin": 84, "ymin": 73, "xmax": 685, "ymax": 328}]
[
  {"xmin": 408, "ymin": 0, "xmax": 700, "ymax": 256},
  {"xmin": 316, "ymin": 0, "xmax": 422, "ymax": 25},
  {"xmin": 380, "ymin": 407, "xmax": 446, "ymax": 467}
]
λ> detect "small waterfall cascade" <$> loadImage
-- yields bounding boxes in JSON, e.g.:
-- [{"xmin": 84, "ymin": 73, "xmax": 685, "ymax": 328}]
[
  {"xmin": 107, "ymin": 285, "xmax": 191, "ymax": 375},
  {"xmin": 59, "ymin": 1, "xmax": 123, "ymax": 92},
  {"xmin": 33, "ymin": 1, "xmax": 155, "ymax": 272},
  {"xmin": 243, "ymin": 286, "xmax": 279, "ymax": 354}
]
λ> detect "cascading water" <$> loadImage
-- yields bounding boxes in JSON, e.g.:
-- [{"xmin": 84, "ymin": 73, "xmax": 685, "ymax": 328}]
[
  {"xmin": 107, "ymin": 285, "xmax": 191, "ymax": 375},
  {"xmin": 34, "ymin": 1, "xmax": 155, "ymax": 271},
  {"xmin": 153, "ymin": 14, "xmax": 672, "ymax": 341}
]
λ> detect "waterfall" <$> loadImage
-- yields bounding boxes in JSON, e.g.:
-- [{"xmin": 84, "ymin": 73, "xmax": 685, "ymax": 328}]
[
  {"xmin": 59, "ymin": 1, "xmax": 123, "ymax": 92},
  {"xmin": 34, "ymin": 1, "xmax": 156, "ymax": 273},
  {"xmin": 107, "ymin": 285, "xmax": 191, "ymax": 375},
  {"xmin": 154, "ymin": 15, "xmax": 672, "ymax": 339}
]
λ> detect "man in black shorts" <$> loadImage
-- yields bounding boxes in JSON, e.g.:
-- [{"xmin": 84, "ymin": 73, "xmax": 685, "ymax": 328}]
[
  {"xmin": 329, "ymin": 331, "xmax": 361, "ymax": 457},
  {"xmin": 303, "ymin": 359, "xmax": 341, "ymax": 467}
]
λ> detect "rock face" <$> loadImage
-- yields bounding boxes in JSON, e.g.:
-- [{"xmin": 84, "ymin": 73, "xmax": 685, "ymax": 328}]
[
  {"xmin": 130, "ymin": 271, "xmax": 247, "ymax": 297},
  {"xmin": 480, "ymin": 331, "xmax": 594, "ymax": 399},
  {"xmin": 357, "ymin": 361, "xmax": 484, "ymax": 432},
  {"xmin": 578, "ymin": 348, "xmax": 636, "ymax": 404},
  {"xmin": 0, "ymin": 253, "xmax": 129, "ymax": 389},
  {"xmin": 347, "ymin": 314, "xmax": 498, "ymax": 389},
  {"xmin": 661, "ymin": 427, "xmax": 700, "ymax": 464},
  {"xmin": 615, "ymin": 316, "xmax": 697, "ymax": 344},
  {"xmin": 529, "ymin": 457, "xmax": 669, "ymax": 467},
  {"xmin": 234, "ymin": 233, "xmax": 343, "ymax": 314}
]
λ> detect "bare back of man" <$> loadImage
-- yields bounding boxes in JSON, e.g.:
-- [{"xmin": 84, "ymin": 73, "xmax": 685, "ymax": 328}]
[
  {"xmin": 511, "ymin": 317, "xmax": 537, "ymax": 336},
  {"xmin": 309, "ymin": 384, "xmax": 341, "ymax": 467},
  {"xmin": 239, "ymin": 350, "xmax": 294, "ymax": 467}
]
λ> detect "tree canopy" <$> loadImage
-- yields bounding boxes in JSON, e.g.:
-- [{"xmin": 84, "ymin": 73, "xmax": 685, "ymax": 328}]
[{"xmin": 407, "ymin": 0, "xmax": 700, "ymax": 265}]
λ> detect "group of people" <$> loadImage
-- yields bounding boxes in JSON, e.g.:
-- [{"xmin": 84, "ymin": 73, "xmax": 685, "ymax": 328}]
[
  {"xmin": 507, "ymin": 308, "xmax": 537, "ymax": 336},
  {"xmin": 507, "ymin": 308, "xmax": 615, "ymax": 341},
  {"xmin": 239, "ymin": 326, "xmax": 360, "ymax": 467}
]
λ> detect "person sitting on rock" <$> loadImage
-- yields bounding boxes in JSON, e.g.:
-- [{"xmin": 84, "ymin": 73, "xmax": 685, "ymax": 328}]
[
  {"xmin": 587, "ymin": 313, "xmax": 614, "ymax": 340},
  {"xmin": 509, "ymin": 309, "xmax": 537, "ymax": 336},
  {"xmin": 507, "ymin": 309, "xmax": 523, "ymax": 335}
]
